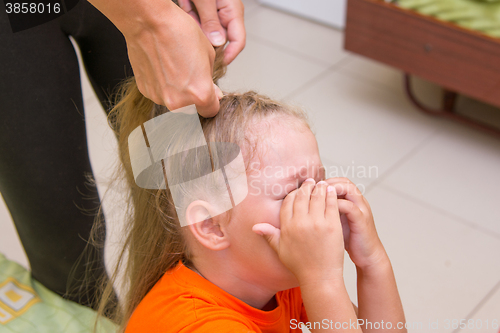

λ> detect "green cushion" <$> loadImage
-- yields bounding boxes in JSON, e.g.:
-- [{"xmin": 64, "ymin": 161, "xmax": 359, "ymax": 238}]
[
  {"xmin": 396, "ymin": 0, "xmax": 500, "ymax": 38},
  {"xmin": 0, "ymin": 253, "xmax": 116, "ymax": 333}
]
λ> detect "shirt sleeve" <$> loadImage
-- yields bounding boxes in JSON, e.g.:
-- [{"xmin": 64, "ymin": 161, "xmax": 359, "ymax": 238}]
[{"xmin": 179, "ymin": 319, "xmax": 258, "ymax": 333}]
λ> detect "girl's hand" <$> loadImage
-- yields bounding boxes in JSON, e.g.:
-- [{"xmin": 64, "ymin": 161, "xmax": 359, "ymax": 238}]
[
  {"xmin": 326, "ymin": 177, "xmax": 388, "ymax": 270},
  {"xmin": 252, "ymin": 179, "xmax": 345, "ymax": 285}
]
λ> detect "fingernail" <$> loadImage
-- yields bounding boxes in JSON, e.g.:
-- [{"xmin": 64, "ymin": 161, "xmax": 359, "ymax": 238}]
[
  {"xmin": 317, "ymin": 181, "xmax": 328, "ymax": 186},
  {"xmin": 327, "ymin": 186, "xmax": 335, "ymax": 192},
  {"xmin": 305, "ymin": 178, "xmax": 315, "ymax": 183},
  {"xmin": 209, "ymin": 31, "xmax": 225, "ymax": 46}
]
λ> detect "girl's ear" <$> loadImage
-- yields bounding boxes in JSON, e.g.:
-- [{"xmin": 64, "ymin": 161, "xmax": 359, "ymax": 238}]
[{"xmin": 186, "ymin": 200, "xmax": 230, "ymax": 251}]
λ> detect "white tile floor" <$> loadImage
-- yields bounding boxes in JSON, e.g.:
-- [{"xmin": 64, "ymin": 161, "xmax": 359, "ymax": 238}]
[{"xmin": 1, "ymin": 0, "xmax": 500, "ymax": 332}]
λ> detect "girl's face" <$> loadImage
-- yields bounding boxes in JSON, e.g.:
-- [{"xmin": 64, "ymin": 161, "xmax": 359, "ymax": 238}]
[{"xmin": 226, "ymin": 117, "xmax": 325, "ymax": 292}]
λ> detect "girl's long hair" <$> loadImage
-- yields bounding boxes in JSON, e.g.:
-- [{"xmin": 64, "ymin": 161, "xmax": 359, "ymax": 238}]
[{"xmin": 92, "ymin": 44, "xmax": 310, "ymax": 333}]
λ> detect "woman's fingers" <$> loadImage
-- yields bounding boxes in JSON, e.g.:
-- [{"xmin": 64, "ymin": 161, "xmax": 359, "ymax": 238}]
[
  {"xmin": 222, "ymin": 12, "xmax": 245, "ymax": 64},
  {"xmin": 191, "ymin": 0, "xmax": 227, "ymax": 46},
  {"xmin": 178, "ymin": 0, "xmax": 202, "ymax": 25},
  {"xmin": 192, "ymin": 82, "xmax": 221, "ymax": 117}
]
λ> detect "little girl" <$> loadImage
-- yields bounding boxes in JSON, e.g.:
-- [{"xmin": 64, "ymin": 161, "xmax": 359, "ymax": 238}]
[{"xmin": 95, "ymin": 47, "xmax": 407, "ymax": 333}]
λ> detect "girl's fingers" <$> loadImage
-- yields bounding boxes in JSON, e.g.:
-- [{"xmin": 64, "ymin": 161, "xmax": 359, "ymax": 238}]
[
  {"xmin": 309, "ymin": 181, "xmax": 327, "ymax": 218},
  {"xmin": 293, "ymin": 178, "xmax": 316, "ymax": 216},
  {"xmin": 337, "ymin": 198, "xmax": 364, "ymax": 224},
  {"xmin": 280, "ymin": 190, "xmax": 297, "ymax": 222},
  {"xmin": 325, "ymin": 185, "xmax": 340, "ymax": 222},
  {"xmin": 326, "ymin": 178, "xmax": 365, "ymax": 207},
  {"xmin": 252, "ymin": 223, "xmax": 281, "ymax": 253}
]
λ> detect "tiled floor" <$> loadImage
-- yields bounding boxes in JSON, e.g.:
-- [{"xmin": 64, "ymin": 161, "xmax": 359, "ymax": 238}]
[{"xmin": 1, "ymin": 0, "xmax": 500, "ymax": 332}]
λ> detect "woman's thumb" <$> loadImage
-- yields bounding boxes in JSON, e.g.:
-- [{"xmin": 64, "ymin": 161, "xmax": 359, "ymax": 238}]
[{"xmin": 252, "ymin": 223, "xmax": 280, "ymax": 253}]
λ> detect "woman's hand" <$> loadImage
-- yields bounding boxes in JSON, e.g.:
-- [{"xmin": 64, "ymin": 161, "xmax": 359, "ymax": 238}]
[
  {"xmin": 252, "ymin": 179, "xmax": 345, "ymax": 285},
  {"xmin": 88, "ymin": 0, "xmax": 246, "ymax": 117},
  {"xmin": 326, "ymin": 177, "xmax": 388, "ymax": 270}
]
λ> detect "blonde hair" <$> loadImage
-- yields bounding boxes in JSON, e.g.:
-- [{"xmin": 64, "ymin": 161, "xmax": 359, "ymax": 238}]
[{"xmin": 93, "ymin": 47, "xmax": 311, "ymax": 333}]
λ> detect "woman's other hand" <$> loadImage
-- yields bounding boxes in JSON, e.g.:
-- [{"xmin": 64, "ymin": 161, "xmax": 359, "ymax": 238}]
[{"xmin": 179, "ymin": 0, "xmax": 246, "ymax": 65}]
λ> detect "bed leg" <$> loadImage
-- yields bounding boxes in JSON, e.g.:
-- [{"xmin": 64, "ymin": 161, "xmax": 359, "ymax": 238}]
[
  {"xmin": 404, "ymin": 73, "xmax": 500, "ymax": 139},
  {"xmin": 442, "ymin": 90, "xmax": 457, "ymax": 113}
]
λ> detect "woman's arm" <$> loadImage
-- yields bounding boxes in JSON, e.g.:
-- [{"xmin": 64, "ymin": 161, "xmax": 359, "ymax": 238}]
[{"xmin": 87, "ymin": 0, "xmax": 245, "ymax": 117}]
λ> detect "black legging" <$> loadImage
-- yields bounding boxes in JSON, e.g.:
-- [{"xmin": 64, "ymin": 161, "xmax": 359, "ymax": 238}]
[{"xmin": 0, "ymin": 0, "xmax": 132, "ymax": 307}]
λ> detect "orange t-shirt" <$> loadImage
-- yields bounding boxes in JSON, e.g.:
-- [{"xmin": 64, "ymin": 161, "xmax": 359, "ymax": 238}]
[{"xmin": 125, "ymin": 260, "xmax": 309, "ymax": 332}]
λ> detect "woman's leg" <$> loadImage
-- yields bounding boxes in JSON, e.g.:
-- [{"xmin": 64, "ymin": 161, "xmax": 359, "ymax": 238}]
[
  {"xmin": 0, "ymin": 2, "xmax": 126, "ymax": 307},
  {"xmin": 61, "ymin": 0, "xmax": 133, "ymax": 113}
]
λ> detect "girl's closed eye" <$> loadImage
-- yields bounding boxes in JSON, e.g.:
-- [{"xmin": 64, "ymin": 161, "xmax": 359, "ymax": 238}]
[
  {"xmin": 279, "ymin": 188, "xmax": 294, "ymax": 200},
  {"xmin": 280, "ymin": 181, "xmax": 304, "ymax": 200},
  {"xmin": 280, "ymin": 192, "xmax": 291, "ymax": 200}
]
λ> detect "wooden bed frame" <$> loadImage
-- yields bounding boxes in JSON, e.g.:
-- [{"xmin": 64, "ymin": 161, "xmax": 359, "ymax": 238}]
[{"xmin": 344, "ymin": 0, "xmax": 500, "ymax": 137}]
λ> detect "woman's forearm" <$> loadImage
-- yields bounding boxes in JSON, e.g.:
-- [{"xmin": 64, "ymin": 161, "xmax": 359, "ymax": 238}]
[
  {"xmin": 356, "ymin": 257, "xmax": 407, "ymax": 333},
  {"xmin": 87, "ymin": 0, "xmax": 175, "ymax": 36}
]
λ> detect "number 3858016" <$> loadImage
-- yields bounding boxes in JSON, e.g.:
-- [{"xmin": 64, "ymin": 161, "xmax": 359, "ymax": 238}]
[{"xmin": 5, "ymin": 3, "xmax": 61, "ymax": 14}]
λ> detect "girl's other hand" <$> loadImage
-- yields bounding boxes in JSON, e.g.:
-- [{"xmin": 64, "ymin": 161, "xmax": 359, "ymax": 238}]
[
  {"xmin": 326, "ymin": 177, "xmax": 389, "ymax": 271},
  {"xmin": 252, "ymin": 179, "xmax": 345, "ymax": 285}
]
